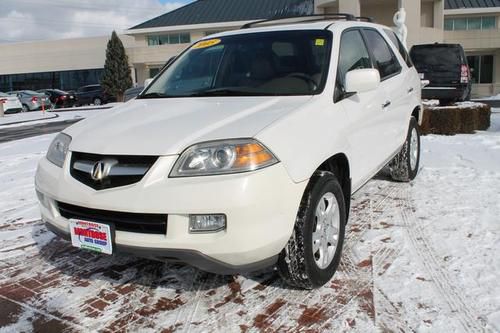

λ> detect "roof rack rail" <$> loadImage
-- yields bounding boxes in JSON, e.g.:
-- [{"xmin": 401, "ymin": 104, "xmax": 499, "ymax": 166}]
[
  {"xmin": 356, "ymin": 16, "xmax": 374, "ymax": 22},
  {"xmin": 241, "ymin": 13, "xmax": 357, "ymax": 29}
]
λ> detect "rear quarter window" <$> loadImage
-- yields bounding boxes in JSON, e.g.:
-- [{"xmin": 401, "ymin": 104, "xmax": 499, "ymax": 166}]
[
  {"xmin": 362, "ymin": 29, "xmax": 402, "ymax": 80},
  {"xmin": 384, "ymin": 29, "xmax": 413, "ymax": 67}
]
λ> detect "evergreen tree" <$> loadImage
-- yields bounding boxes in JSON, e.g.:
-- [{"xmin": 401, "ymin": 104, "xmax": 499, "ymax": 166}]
[{"xmin": 101, "ymin": 31, "xmax": 132, "ymax": 102}]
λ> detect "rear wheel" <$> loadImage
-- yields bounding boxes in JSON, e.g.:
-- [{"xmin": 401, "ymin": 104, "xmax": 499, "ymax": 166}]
[
  {"xmin": 21, "ymin": 104, "xmax": 28, "ymax": 112},
  {"xmin": 389, "ymin": 117, "xmax": 420, "ymax": 182},
  {"xmin": 277, "ymin": 171, "xmax": 346, "ymax": 289},
  {"xmin": 93, "ymin": 97, "xmax": 102, "ymax": 106}
]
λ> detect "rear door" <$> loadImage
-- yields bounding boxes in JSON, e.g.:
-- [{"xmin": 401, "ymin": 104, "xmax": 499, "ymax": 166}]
[
  {"xmin": 335, "ymin": 28, "xmax": 390, "ymax": 186},
  {"xmin": 361, "ymin": 28, "xmax": 406, "ymax": 156}
]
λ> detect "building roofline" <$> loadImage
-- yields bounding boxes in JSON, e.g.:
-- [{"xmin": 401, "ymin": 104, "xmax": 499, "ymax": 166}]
[
  {"xmin": 444, "ymin": 7, "xmax": 500, "ymax": 15},
  {"xmin": 129, "ymin": 0, "xmax": 201, "ymax": 30},
  {"xmin": 125, "ymin": 20, "xmax": 253, "ymax": 35}
]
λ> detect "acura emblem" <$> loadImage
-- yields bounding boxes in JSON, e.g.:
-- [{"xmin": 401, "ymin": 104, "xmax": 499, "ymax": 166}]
[{"xmin": 90, "ymin": 159, "xmax": 118, "ymax": 181}]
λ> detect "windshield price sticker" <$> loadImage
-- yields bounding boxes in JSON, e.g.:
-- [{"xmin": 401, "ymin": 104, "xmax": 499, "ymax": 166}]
[
  {"xmin": 315, "ymin": 38, "xmax": 325, "ymax": 46},
  {"xmin": 193, "ymin": 38, "xmax": 222, "ymax": 49},
  {"xmin": 69, "ymin": 219, "xmax": 113, "ymax": 255}
]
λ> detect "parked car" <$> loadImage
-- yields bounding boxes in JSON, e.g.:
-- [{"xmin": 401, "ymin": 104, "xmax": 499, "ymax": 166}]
[
  {"xmin": 8, "ymin": 90, "xmax": 52, "ymax": 112},
  {"xmin": 75, "ymin": 84, "xmax": 115, "ymax": 106},
  {"xmin": 410, "ymin": 43, "xmax": 471, "ymax": 104},
  {"xmin": 35, "ymin": 15, "xmax": 422, "ymax": 289},
  {"xmin": 0, "ymin": 92, "xmax": 23, "ymax": 114},
  {"xmin": 124, "ymin": 86, "xmax": 144, "ymax": 102},
  {"xmin": 38, "ymin": 89, "xmax": 77, "ymax": 109}
]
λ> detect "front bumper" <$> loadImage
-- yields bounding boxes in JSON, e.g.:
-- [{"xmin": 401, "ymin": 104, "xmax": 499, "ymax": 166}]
[{"xmin": 35, "ymin": 154, "xmax": 307, "ymax": 273}]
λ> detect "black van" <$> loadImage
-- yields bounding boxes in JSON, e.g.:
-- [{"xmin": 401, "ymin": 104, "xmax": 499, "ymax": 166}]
[{"xmin": 410, "ymin": 43, "xmax": 471, "ymax": 104}]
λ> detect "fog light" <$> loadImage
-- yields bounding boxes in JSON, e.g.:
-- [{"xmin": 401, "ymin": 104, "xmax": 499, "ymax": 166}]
[
  {"xmin": 189, "ymin": 214, "xmax": 226, "ymax": 233},
  {"xmin": 36, "ymin": 190, "xmax": 49, "ymax": 208}
]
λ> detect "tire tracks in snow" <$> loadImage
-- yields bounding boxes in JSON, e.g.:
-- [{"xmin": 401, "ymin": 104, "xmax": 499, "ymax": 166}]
[
  {"xmin": 399, "ymin": 187, "xmax": 485, "ymax": 332},
  {"xmin": 336, "ymin": 182, "xmax": 413, "ymax": 330}
]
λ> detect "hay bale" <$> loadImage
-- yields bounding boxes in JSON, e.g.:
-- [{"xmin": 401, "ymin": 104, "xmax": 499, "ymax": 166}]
[{"xmin": 421, "ymin": 102, "xmax": 491, "ymax": 135}]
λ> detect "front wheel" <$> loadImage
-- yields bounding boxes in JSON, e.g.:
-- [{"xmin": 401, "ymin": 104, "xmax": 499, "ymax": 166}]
[
  {"xmin": 21, "ymin": 104, "xmax": 28, "ymax": 112},
  {"xmin": 277, "ymin": 171, "xmax": 346, "ymax": 289},
  {"xmin": 93, "ymin": 97, "xmax": 102, "ymax": 106},
  {"xmin": 389, "ymin": 116, "xmax": 421, "ymax": 182}
]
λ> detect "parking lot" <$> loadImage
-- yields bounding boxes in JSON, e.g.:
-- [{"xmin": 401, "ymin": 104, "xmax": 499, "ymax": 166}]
[{"xmin": 0, "ymin": 114, "xmax": 499, "ymax": 332}]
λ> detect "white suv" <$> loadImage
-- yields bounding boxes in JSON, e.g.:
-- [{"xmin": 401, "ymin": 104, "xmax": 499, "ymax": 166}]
[{"xmin": 35, "ymin": 15, "xmax": 421, "ymax": 289}]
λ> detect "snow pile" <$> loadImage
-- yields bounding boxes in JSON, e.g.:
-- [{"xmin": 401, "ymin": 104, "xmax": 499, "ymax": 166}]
[{"xmin": 423, "ymin": 99, "xmax": 488, "ymax": 109}]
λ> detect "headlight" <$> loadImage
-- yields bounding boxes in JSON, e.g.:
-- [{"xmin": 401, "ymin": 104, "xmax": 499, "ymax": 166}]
[
  {"xmin": 46, "ymin": 133, "xmax": 71, "ymax": 167},
  {"xmin": 170, "ymin": 139, "xmax": 278, "ymax": 177}
]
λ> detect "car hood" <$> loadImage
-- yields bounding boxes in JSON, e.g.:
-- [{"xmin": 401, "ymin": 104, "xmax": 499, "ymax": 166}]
[{"xmin": 66, "ymin": 96, "xmax": 312, "ymax": 156}]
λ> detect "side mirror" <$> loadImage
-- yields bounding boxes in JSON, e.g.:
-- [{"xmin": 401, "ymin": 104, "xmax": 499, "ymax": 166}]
[
  {"xmin": 144, "ymin": 78, "xmax": 154, "ymax": 87},
  {"xmin": 345, "ymin": 68, "xmax": 380, "ymax": 94}
]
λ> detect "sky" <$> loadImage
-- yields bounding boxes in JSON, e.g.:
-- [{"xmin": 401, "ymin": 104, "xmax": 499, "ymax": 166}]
[{"xmin": 0, "ymin": 0, "xmax": 193, "ymax": 44}]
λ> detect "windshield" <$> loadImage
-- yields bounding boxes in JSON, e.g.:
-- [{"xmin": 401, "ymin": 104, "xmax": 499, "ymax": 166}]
[
  {"xmin": 140, "ymin": 30, "xmax": 332, "ymax": 98},
  {"xmin": 410, "ymin": 46, "xmax": 462, "ymax": 69}
]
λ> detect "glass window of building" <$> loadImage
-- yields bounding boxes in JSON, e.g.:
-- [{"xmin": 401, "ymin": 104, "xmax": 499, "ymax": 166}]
[
  {"xmin": 467, "ymin": 55, "xmax": 494, "ymax": 84},
  {"xmin": 454, "ymin": 18, "xmax": 467, "ymax": 30},
  {"xmin": 147, "ymin": 33, "xmax": 191, "ymax": 46},
  {"xmin": 444, "ymin": 16, "xmax": 497, "ymax": 31},
  {"xmin": 180, "ymin": 33, "xmax": 191, "ymax": 43},
  {"xmin": 159, "ymin": 35, "xmax": 169, "ymax": 45},
  {"xmin": 444, "ymin": 19, "xmax": 454, "ymax": 31},
  {"xmin": 148, "ymin": 36, "xmax": 159, "ymax": 45},
  {"xmin": 149, "ymin": 68, "xmax": 161, "ymax": 78},
  {"xmin": 169, "ymin": 34, "xmax": 180, "ymax": 44},
  {"xmin": 482, "ymin": 16, "xmax": 496, "ymax": 29},
  {"xmin": 467, "ymin": 17, "xmax": 481, "ymax": 30},
  {"xmin": 0, "ymin": 69, "xmax": 104, "ymax": 92}
]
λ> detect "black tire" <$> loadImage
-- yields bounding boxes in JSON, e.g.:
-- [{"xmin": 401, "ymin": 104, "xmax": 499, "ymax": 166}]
[
  {"xmin": 21, "ymin": 104, "xmax": 28, "ymax": 112},
  {"xmin": 93, "ymin": 97, "xmax": 102, "ymax": 106},
  {"xmin": 277, "ymin": 171, "xmax": 346, "ymax": 289},
  {"xmin": 389, "ymin": 117, "xmax": 420, "ymax": 182},
  {"xmin": 464, "ymin": 86, "xmax": 472, "ymax": 101}
]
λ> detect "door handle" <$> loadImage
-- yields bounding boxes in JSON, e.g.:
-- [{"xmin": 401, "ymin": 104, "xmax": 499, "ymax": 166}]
[
  {"xmin": 382, "ymin": 101, "xmax": 391, "ymax": 109},
  {"xmin": 408, "ymin": 87, "xmax": 414, "ymax": 94}
]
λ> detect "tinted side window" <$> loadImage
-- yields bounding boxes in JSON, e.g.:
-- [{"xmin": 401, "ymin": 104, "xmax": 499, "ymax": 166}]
[
  {"xmin": 363, "ymin": 29, "xmax": 402, "ymax": 79},
  {"xmin": 384, "ymin": 29, "xmax": 413, "ymax": 68},
  {"xmin": 338, "ymin": 30, "xmax": 372, "ymax": 87}
]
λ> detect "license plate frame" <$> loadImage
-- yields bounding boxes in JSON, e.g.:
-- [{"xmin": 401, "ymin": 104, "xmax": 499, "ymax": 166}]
[{"xmin": 69, "ymin": 219, "xmax": 114, "ymax": 255}]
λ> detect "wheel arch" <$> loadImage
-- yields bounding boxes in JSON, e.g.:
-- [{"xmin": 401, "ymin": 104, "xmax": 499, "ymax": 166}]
[
  {"xmin": 315, "ymin": 153, "xmax": 351, "ymax": 219},
  {"xmin": 412, "ymin": 105, "xmax": 422, "ymax": 126}
]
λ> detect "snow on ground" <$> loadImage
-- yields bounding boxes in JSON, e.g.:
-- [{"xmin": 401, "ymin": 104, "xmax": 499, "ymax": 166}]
[
  {"xmin": 0, "ymin": 104, "xmax": 121, "ymax": 129},
  {"xmin": 0, "ymin": 115, "xmax": 498, "ymax": 332},
  {"xmin": 0, "ymin": 112, "xmax": 57, "ymax": 126},
  {"xmin": 474, "ymin": 93, "xmax": 500, "ymax": 101}
]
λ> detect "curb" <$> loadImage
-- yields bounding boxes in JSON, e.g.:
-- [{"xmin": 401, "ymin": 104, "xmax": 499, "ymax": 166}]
[{"xmin": 0, "ymin": 113, "xmax": 59, "ymax": 127}]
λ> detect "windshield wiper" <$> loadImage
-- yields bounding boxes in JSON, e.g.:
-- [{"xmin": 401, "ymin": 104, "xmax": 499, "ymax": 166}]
[
  {"xmin": 138, "ymin": 92, "xmax": 170, "ymax": 99},
  {"xmin": 187, "ymin": 88, "xmax": 270, "ymax": 97}
]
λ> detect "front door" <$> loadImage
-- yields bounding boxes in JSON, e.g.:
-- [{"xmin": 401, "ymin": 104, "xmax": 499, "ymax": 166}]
[{"xmin": 335, "ymin": 29, "xmax": 390, "ymax": 189}]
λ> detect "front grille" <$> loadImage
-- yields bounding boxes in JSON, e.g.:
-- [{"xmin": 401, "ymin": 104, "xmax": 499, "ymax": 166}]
[
  {"xmin": 58, "ymin": 202, "xmax": 167, "ymax": 235},
  {"xmin": 70, "ymin": 152, "xmax": 158, "ymax": 190}
]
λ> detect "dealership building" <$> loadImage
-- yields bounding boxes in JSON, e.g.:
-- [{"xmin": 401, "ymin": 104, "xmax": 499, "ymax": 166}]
[{"xmin": 1, "ymin": 0, "xmax": 500, "ymax": 97}]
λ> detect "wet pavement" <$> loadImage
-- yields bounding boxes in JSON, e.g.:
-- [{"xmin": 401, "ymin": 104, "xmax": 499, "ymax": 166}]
[{"xmin": 0, "ymin": 119, "xmax": 81, "ymax": 143}]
